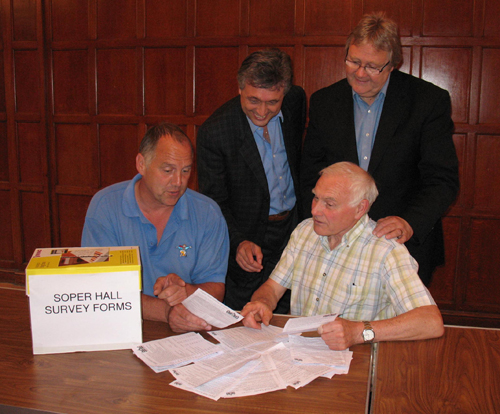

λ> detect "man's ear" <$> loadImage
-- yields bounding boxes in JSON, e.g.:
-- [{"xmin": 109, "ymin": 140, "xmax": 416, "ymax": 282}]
[
  {"xmin": 136, "ymin": 153, "xmax": 145, "ymax": 175},
  {"xmin": 355, "ymin": 199, "xmax": 370, "ymax": 220}
]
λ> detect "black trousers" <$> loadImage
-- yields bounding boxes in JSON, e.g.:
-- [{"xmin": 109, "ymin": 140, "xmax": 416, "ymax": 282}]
[{"xmin": 224, "ymin": 208, "xmax": 297, "ymax": 313}]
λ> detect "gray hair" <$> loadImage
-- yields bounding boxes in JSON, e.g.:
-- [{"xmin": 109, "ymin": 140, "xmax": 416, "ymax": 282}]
[
  {"xmin": 139, "ymin": 122, "xmax": 193, "ymax": 165},
  {"xmin": 345, "ymin": 12, "xmax": 402, "ymax": 68},
  {"xmin": 237, "ymin": 48, "xmax": 293, "ymax": 94},
  {"xmin": 319, "ymin": 162, "xmax": 379, "ymax": 208}
]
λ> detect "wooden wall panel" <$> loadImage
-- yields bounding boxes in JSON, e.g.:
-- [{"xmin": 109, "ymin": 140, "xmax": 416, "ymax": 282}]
[
  {"xmin": 12, "ymin": 0, "xmax": 37, "ymax": 41},
  {"xmin": 429, "ymin": 216, "xmax": 461, "ymax": 305},
  {"xmin": 421, "ymin": 48, "xmax": 471, "ymax": 124},
  {"xmin": 304, "ymin": 0, "xmax": 352, "ymax": 36},
  {"xmin": 474, "ymin": 135, "xmax": 500, "ymax": 210},
  {"xmin": 194, "ymin": 47, "xmax": 240, "ymax": 115},
  {"xmin": 17, "ymin": 122, "xmax": 43, "ymax": 184},
  {"xmin": 145, "ymin": 0, "xmax": 188, "ymax": 38},
  {"xmin": 50, "ymin": 0, "xmax": 89, "ymax": 41},
  {"xmin": 20, "ymin": 191, "xmax": 50, "ymax": 262},
  {"xmin": 52, "ymin": 50, "xmax": 89, "ymax": 115},
  {"xmin": 362, "ymin": 0, "xmax": 412, "ymax": 36},
  {"xmin": 422, "ymin": 0, "xmax": 474, "ymax": 37},
  {"xmin": 453, "ymin": 134, "xmax": 466, "ymax": 207},
  {"xmin": 98, "ymin": 124, "xmax": 139, "ymax": 188},
  {"xmin": 97, "ymin": 49, "xmax": 138, "ymax": 115},
  {"xmin": 0, "ymin": 190, "xmax": 13, "ymax": 261},
  {"xmin": 14, "ymin": 51, "xmax": 40, "ymax": 113},
  {"xmin": 249, "ymin": 0, "xmax": 295, "ymax": 36},
  {"xmin": 479, "ymin": 48, "xmax": 500, "ymax": 124},
  {"xmin": 0, "ymin": 55, "xmax": 5, "ymax": 112},
  {"xmin": 196, "ymin": 0, "xmax": 240, "ymax": 37},
  {"xmin": 97, "ymin": 0, "xmax": 136, "ymax": 40},
  {"xmin": 55, "ymin": 124, "xmax": 98, "ymax": 187},
  {"xmin": 57, "ymin": 194, "xmax": 92, "ymax": 247},
  {"xmin": 484, "ymin": 0, "xmax": 500, "ymax": 37},
  {"xmin": 0, "ymin": 122, "xmax": 8, "ymax": 181},
  {"xmin": 144, "ymin": 48, "xmax": 186, "ymax": 115},
  {"xmin": 466, "ymin": 218, "xmax": 500, "ymax": 311},
  {"xmin": 303, "ymin": 46, "xmax": 345, "ymax": 100}
]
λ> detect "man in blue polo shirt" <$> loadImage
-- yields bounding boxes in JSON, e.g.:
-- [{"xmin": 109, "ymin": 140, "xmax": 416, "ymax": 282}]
[{"xmin": 82, "ymin": 123, "xmax": 229, "ymax": 333}]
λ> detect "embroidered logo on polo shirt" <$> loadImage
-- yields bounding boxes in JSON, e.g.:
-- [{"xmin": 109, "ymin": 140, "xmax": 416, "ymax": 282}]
[{"xmin": 178, "ymin": 244, "xmax": 192, "ymax": 257}]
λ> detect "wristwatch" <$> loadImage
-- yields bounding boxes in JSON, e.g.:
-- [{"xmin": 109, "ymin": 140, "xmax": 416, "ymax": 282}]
[{"xmin": 362, "ymin": 321, "xmax": 375, "ymax": 343}]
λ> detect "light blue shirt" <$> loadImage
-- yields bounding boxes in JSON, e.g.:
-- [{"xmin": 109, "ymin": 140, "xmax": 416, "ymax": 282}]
[
  {"xmin": 247, "ymin": 112, "xmax": 296, "ymax": 214},
  {"xmin": 81, "ymin": 174, "xmax": 229, "ymax": 296},
  {"xmin": 353, "ymin": 75, "xmax": 391, "ymax": 171}
]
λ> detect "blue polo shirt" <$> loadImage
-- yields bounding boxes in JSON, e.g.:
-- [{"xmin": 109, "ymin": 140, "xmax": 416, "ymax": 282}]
[{"xmin": 82, "ymin": 174, "xmax": 229, "ymax": 296}]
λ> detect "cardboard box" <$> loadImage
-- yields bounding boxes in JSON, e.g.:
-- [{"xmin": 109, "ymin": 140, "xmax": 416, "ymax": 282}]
[{"xmin": 26, "ymin": 246, "xmax": 142, "ymax": 355}]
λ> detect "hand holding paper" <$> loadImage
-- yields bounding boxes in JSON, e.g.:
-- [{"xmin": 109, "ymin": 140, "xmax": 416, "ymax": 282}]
[
  {"xmin": 282, "ymin": 313, "xmax": 338, "ymax": 335},
  {"xmin": 181, "ymin": 288, "xmax": 243, "ymax": 329}
]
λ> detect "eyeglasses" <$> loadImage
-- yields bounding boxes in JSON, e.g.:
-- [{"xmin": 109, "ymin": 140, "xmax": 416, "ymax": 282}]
[{"xmin": 345, "ymin": 58, "xmax": 391, "ymax": 76}]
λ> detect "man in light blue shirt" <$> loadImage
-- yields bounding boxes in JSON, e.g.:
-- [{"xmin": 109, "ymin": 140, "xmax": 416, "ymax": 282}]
[
  {"xmin": 82, "ymin": 123, "xmax": 229, "ymax": 332},
  {"xmin": 197, "ymin": 49, "xmax": 306, "ymax": 312}
]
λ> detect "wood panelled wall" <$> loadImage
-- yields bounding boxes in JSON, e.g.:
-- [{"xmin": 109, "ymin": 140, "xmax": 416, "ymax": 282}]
[{"xmin": 1, "ymin": 0, "xmax": 500, "ymax": 326}]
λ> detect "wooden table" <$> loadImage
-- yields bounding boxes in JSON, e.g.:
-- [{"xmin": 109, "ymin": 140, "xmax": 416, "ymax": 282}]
[
  {"xmin": 0, "ymin": 287, "xmax": 372, "ymax": 414},
  {"xmin": 371, "ymin": 326, "xmax": 500, "ymax": 414}
]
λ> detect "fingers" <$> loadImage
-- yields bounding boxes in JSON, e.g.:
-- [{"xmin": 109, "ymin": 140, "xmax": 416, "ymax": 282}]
[
  {"xmin": 373, "ymin": 216, "xmax": 413, "ymax": 244},
  {"xmin": 241, "ymin": 302, "xmax": 272, "ymax": 329},
  {"xmin": 153, "ymin": 273, "xmax": 185, "ymax": 296},
  {"xmin": 236, "ymin": 241, "xmax": 264, "ymax": 272},
  {"xmin": 168, "ymin": 304, "xmax": 211, "ymax": 333}
]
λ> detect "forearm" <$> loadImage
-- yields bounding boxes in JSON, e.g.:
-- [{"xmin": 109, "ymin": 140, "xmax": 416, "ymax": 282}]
[
  {"xmin": 185, "ymin": 282, "xmax": 225, "ymax": 302},
  {"xmin": 250, "ymin": 279, "xmax": 286, "ymax": 312},
  {"xmin": 369, "ymin": 305, "xmax": 444, "ymax": 343},
  {"xmin": 141, "ymin": 293, "xmax": 170, "ymax": 323}
]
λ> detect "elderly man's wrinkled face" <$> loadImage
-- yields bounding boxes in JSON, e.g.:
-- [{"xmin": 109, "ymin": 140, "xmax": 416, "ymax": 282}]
[
  {"xmin": 136, "ymin": 134, "xmax": 193, "ymax": 209},
  {"xmin": 345, "ymin": 42, "xmax": 393, "ymax": 102},
  {"xmin": 311, "ymin": 174, "xmax": 365, "ymax": 241},
  {"xmin": 239, "ymin": 83, "xmax": 285, "ymax": 127}
]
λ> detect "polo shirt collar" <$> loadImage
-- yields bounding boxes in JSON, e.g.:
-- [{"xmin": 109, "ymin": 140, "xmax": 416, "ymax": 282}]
[{"xmin": 122, "ymin": 173, "xmax": 189, "ymax": 221}]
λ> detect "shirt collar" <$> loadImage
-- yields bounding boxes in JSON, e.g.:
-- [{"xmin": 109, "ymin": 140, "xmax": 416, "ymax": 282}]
[
  {"xmin": 246, "ymin": 111, "xmax": 283, "ymax": 134},
  {"xmin": 319, "ymin": 214, "xmax": 370, "ymax": 252},
  {"xmin": 352, "ymin": 73, "xmax": 391, "ymax": 104},
  {"xmin": 122, "ymin": 173, "xmax": 189, "ymax": 221}
]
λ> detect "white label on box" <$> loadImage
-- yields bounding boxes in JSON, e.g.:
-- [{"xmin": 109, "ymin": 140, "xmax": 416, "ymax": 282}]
[{"xmin": 28, "ymin": 270, "xmax": 142, "ymax": 354}]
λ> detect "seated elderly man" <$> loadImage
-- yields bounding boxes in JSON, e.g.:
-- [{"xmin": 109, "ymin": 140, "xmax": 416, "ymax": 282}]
[
  {"xmin": 241, "ymin": 162, "xmax": 444, "ymax": 350},
  {"xmin": 82, "ymin": 122, "xmax": 229, "ymax": 333}
]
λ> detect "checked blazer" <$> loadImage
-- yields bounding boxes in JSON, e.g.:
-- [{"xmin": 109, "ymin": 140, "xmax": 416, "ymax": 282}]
[
  {"xmin": 300, "ymin": 70, "xmax": 459, "ymax": 285},
  {"xmin": 197, "ymin": 85, "xmax": 306, "ymax": 256}
]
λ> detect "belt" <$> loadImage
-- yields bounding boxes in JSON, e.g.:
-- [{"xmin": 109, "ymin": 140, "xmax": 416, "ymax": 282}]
[{"xmin": 268, "ymin": 210, "xmax": 290, "ymax": 222}]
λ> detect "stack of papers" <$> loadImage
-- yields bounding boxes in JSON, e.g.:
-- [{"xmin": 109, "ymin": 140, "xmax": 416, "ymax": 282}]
[{"xmin": 133, "ymin": 315, "xmax": 352, "ymax": 400}]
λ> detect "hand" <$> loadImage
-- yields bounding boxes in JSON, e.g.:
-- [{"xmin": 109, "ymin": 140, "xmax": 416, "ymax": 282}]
[
  {"xmin": 373, "ymin": 216, "xmax": 414, "ymax": 244},
  {"xmin": 241, "ymin": 301, "xmax": 273, "ymax": 329},
  {"xmin": 168, "ymin": 304, "xmax": 211, "ymax": 333},
  {"xmin": 236, "ymin": 240, "xmax": 264, "ymax": 272},
  {"xmin": 153, "ymin": 273, "xmax": 188, "ymax": 306},
  {"xmin": 318, "ymin": 318, "xmax": 362, "ymax": 351}
]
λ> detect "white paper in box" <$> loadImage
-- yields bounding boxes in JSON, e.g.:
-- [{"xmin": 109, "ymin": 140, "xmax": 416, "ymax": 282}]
[{"xmin": 26, "ymin": 246, "xmax": 142, "ymax": 355}]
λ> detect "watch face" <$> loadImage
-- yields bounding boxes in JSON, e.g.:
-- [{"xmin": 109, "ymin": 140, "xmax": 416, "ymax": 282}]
[{"xmin": 363, "ymin": 329, "xmax": 375, "ymax": 341}]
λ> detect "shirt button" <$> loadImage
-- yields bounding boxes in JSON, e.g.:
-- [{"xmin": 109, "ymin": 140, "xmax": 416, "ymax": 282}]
[
  {"xmin": 316, "ymin": 298, "xmax": 319, "ymax": 302},
  {"xmin": 366, "ymin": 133, "xmax": 370, "ymax": 137},
  {"xmin": 323, "ymin": 273, "xmax": 326, "ymax": 277},
  {"xmin": 279, "ymin": 176, "xmax": 282, "ymax": 180},
  {"xmin": 368, "ymin": 109, "xmax": 371, "ymax": 113},
  {"xmin": 364, "ymin": 156, "xmax": 368, "ymax": 160}
]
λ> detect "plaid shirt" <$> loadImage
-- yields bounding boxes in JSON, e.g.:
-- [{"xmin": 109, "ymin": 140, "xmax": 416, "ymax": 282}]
[{"xmin": 270, "ymin": 215, "xmax": 436, "ymax": 320}]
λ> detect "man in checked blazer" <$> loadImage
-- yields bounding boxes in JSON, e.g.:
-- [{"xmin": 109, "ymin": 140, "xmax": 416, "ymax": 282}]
[
  {"xmin": 300, "ymin": 13, "xmax": 459, "ymax": 286},
  {"xmin": 197, "ymin": 49, "xmax": 306, "ymax": 312}
]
